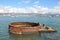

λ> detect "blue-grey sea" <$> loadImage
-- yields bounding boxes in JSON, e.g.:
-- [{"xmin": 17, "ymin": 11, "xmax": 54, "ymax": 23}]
[{"xmin": 0, "ymin": 16, "xmax": 60, "ymax": 40}]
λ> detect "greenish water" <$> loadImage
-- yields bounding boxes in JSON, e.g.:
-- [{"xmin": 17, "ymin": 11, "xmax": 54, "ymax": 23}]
[{"xmin": 0, "ymin": 16, "xmax": 60, "ymax": 40}]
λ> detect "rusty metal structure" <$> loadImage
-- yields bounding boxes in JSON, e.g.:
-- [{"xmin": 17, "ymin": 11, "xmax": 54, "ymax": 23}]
[{"xmin": 9, "ymin": 22, "xmax": 56, "ymax": 34}]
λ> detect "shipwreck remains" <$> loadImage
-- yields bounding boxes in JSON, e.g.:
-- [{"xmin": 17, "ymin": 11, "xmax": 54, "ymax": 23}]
[{"xmin": 9, "ymin": 22, "xmax": 56, "ymax": 34}]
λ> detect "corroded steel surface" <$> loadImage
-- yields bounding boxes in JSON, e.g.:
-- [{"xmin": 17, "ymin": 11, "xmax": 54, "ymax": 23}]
[{"xmin": 9, "ymin": 22, "xmax": 56, "ymax": 34}]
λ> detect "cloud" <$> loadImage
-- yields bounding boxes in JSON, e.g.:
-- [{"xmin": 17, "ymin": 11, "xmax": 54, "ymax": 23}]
[
  {"xmin": 17, "ymin": 2, "xmax": 22, "ymax": 4},
  {"xmin": 49, "ymin": 2, "xmax": 60, "ymax": 14},
  {"xmin": 57, "ymin": 2, "xmax": 60, "ymax": 5},
  {"xmin": 18, "ymin": 0, "xmax": 30, "ymax": 4},
  {"xmin": 33, "ymin": 1, "xmax": 39, "ymax": 5},
  {"xmin": 0, "ymin": 2, "xmax": 60, "ymax": 14},
  {"xmin": 23, "ymin": 0, "xmax": 30, "ymax": 3},
  {"xmin": 0, "ymin": 5, "xmax": 49, "ymax": 13}
]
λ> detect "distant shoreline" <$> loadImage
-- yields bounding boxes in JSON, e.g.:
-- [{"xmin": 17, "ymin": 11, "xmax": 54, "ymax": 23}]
[{"xmin": 0, "ymin": 13, "xmax": 60, "ymax": 17}]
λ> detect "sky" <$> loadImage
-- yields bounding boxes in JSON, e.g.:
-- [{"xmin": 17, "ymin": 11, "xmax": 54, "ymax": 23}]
[{"xmin": 0, "ymin": 0, "xmax": 60, "ymax": 14}]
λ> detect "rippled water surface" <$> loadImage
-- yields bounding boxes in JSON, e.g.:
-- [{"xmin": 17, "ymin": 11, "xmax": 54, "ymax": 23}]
[{"xmin": 0, "ymin": 16, "xmax": 60, "ymax": 40}]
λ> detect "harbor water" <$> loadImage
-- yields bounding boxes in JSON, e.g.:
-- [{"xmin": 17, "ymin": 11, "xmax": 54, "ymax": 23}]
[{"xmin": 0, "ymin": 16, "xmax": 60, "ymax": 40}]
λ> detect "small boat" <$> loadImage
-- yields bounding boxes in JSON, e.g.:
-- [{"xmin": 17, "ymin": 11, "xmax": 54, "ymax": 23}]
[{"xmin": 9, "ymin": 22, "xmax": 57, "ymax": 34}]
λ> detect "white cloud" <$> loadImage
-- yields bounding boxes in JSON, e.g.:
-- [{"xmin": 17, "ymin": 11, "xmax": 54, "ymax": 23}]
[
  {"xmin": 57, "ymin": 2, "xmax": 60, "ymax": 5},
  {"xmin": 33, "ymin": 1, "xmax": 39, "ymax": 5},
  {"xmin": 17, "ymin": 2, "xmax": 21, "ymax": 4},
  {"xmin": 23, "ymin": 0, "xmax": 30, "ymax": 3},
  {"xmin": 0, "ymin": 2, "xmax": 60, "ymax": 14},
  {"xmin": 34, "ymin": 6, "xmax": 49, "ymax": 14},
  {"xmin": 49, "ymin": 2, "xmax": 60, "ymax": 14},
  {"xmin": 33, "ymin": 1, "xmax": 40, "ymax": 7},
  {"xmin": 17, "ymin": 0, "xmax": 30, "ymax": 5},
  {"xmin": 0, "ymin": 5, "xmax": 49, "ymax": 13}
]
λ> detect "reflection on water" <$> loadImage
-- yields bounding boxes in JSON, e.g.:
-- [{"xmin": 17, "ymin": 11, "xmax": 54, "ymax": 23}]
[
  {"xmin": 8, "ymin": 32, "xmax": 57, "ymax": 40},
  {"xmin": 9, "ymin": 32, "xmax": 40, "ymax": 40},
  {"xmin": 40, "ymin": 32, "xmax": 57, "ymax": 40}
]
